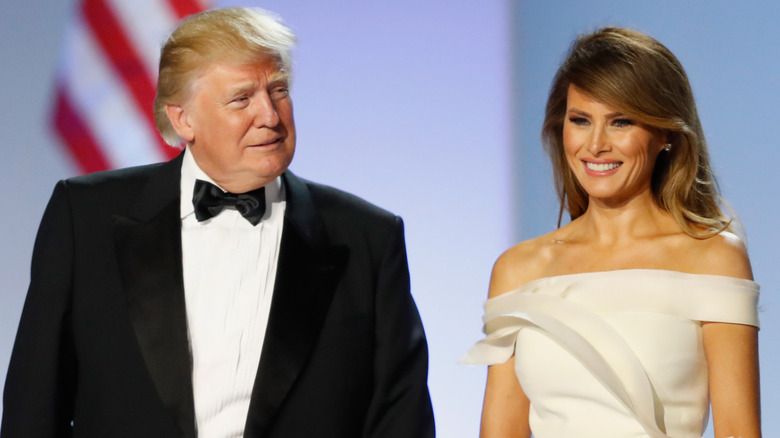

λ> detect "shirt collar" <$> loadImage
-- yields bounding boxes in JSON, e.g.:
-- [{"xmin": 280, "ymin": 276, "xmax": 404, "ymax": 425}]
[{"xmin": 179, "ymin": 147, "xmax": 284, "ymax": 220}]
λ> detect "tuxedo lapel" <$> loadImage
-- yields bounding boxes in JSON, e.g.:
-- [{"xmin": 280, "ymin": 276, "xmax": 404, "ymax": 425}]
[
  {"xmin": 244, "ymin": 171, "xmax": 348, "ymax": 437},
  {"xmin": 112, "ymin": 154, "xmax": 197, "ymax": 438}
]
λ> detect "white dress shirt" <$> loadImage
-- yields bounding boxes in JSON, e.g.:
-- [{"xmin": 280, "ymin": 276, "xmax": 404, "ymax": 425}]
[{"xmin": 179, "ymin": 148, "xmax": 286, "ymax": 438}]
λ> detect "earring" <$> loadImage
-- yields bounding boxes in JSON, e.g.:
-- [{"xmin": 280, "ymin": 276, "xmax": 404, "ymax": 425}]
[{"xmin": 663, "ymin": 143, "xmax": 672, "ymax": 152}]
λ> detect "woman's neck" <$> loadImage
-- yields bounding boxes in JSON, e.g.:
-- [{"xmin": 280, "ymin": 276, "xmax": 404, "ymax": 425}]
[{"xmin": 573, "ymin": 189, "xmax": 679, "ymax": 245}]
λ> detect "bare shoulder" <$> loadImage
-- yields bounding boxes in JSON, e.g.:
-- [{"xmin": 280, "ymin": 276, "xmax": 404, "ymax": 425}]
[
  {"xmin": 684, "ymin": 230, "xmax": 753, "ymax": 280},
  {"xmin": 488, "ymin": 231, "xmax": 561, "ymax": 299}
]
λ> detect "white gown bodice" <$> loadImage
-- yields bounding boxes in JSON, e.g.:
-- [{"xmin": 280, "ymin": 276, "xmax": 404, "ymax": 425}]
[{"xmin": 462, "ymin": 269, "xmax": 760, "ymax": 438}]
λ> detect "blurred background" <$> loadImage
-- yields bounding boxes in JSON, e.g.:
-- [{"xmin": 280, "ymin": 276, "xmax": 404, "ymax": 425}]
[{"xmin": 0, "ymin": 1, "xmax": 777, "ymax": 436}]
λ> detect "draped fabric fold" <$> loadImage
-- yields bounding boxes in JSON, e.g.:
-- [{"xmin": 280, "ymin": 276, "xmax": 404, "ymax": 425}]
[{"xmin": 462, "ymin": 269, "xmax": 760, "ymax": 438}]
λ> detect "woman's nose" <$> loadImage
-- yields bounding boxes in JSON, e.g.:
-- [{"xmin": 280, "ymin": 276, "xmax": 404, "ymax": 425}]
[{"xmin": 587, "ymin": 125, "xmax": 611, "ymax": 155}]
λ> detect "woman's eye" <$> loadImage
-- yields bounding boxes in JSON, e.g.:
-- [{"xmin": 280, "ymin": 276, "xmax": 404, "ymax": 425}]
[
  {"xmin": 568, "ymin": 117, "xmax": 588, "ymax": 126},
  {"xmin": 613, "ymin": 118, "xmax": 634, "ymax": 127}
]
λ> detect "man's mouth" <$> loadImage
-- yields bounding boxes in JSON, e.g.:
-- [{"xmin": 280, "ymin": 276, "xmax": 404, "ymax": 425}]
[{"xmin": 252, "ymin": 137, "xmax": 282, "ymax": 147}]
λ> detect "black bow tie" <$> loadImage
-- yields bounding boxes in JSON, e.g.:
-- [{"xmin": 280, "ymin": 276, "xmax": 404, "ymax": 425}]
[{"xmin": 192, "ymin": 179, "xmax": 266, "ymax": 226}]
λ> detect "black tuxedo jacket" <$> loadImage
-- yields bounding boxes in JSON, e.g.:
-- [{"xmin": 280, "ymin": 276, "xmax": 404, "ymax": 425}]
[{"xmin": 2, "ymin": 154, "xmax": 434, "ymax": 437}]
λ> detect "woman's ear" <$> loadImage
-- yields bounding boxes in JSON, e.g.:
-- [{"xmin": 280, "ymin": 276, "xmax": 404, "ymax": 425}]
[{"xmin": 657, "ymin": 130, "xmax": 671, "ymax": 153}]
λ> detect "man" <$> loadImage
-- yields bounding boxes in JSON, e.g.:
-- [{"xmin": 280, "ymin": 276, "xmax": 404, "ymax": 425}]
[{"xmin": 2, "ymin": 7, "xmax": 434, "ymax": 438}]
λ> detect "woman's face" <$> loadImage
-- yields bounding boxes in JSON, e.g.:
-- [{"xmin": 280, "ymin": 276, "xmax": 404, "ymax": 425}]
[{"xmin": 562, "ymin": 85, "xmax": 666, "ymax": 207}]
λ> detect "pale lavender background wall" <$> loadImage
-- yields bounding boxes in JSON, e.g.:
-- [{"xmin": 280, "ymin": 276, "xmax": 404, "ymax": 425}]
[
  {"xmin": 513, "ymin": 2, "xmax": 780, "ymax": 436},
  {"xmin": 1, "ymin": 1, "xmax": 777, "ymax": 437},
  {"xmin": 0, "ymin": 1, "xmax": 510, "ymax": 436}
]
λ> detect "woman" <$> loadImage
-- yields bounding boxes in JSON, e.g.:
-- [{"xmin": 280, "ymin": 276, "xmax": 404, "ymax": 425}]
[{"xmin": 463, "ymin": 28, "xmax": 761, "ymax": 437}]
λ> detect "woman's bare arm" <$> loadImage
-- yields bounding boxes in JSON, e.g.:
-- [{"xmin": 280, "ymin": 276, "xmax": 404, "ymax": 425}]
[
  {"xmin": 704, "ymin": 322, "xmax": 761, "ymax": 438},
  {"xmin": 481, "ymin": 358, "xmax": 531, "ymax": 438},
  {"xmin": 701, "ymin": 233, "xmax": 761, "ymax": 438},
  {"xmin": 479, "ymin": 247, "xmax": 541, "ymax": 438}
]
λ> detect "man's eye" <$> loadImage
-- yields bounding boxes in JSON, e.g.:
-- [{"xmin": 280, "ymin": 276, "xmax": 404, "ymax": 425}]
[
  {"xmin": 271, "ymin": 87, "xmax": 289, "ymax": 99},
  {"xmin": 228, "ymin": 96, "xmax": 249, "ymax": 104},
  {"xmin": 228, "ymin": 96, "xmax": 250, "ymax": 108}
]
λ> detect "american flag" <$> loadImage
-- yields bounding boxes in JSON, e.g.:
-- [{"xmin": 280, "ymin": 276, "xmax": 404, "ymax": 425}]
[{"xmin": 52, "ymin": 0, "xmax": 208, "ymax": 173}]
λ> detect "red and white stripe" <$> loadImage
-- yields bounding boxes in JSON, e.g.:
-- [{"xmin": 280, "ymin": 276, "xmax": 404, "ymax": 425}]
[{"xmin": 53, "ymin": 0, "xmax": 208, "ymax": 173}]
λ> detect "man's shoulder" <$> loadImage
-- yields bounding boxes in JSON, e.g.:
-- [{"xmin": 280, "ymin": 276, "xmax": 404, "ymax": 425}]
[
  {"xmin": 49, "ymin": 157, "xmax": 181, "ymax": 218},
  {"xmin": 287, "ymin": 172, "xmax": 398, "ymax": 224},
  {"xmin": 65, "ymin": 159, "xmax": 175, "ymax": 189}
]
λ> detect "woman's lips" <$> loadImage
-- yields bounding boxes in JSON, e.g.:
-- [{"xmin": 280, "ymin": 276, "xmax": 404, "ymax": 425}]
[{"xmin": 583, "ymin": 160, "xmax": 622, "ymax": 175}]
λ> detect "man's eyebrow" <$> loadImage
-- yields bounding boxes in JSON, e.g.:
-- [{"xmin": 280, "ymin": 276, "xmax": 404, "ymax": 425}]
[
  {"xmin": 224, "ymin": 71, "xmax": 290, "ymax": 99},
  {"xmin": 226, "ymin": 83, "xmax": 257, "ymax": 98},
  {"xmin": 267, "ymin": 70, "xmax": 290, "ymax": 85}
]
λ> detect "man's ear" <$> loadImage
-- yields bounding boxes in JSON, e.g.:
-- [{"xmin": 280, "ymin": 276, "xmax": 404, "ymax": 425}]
[{"xmin": 166, "ymin": 104, "xmax": 195, "ymax": 142}]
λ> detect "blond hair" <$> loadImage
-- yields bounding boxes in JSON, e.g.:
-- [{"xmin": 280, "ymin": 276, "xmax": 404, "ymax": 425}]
[
  {"xmin": 542, "ymin": 27, "xmax": 729, "ymax": 237},
  {"xmin": 154, "ymin": 7, "xmax": 295, "ymax": 146}
]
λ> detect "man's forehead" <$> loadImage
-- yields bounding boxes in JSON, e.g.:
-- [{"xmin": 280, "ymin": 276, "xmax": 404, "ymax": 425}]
[{"xmin": 197, "ymin": 60, "xmax": 289, "ymax": 86}]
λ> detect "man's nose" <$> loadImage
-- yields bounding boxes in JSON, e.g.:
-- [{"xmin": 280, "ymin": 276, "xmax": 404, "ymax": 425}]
[{"xmin": 251, "ymin": 94, "xmax": 280, "ymax": 128}]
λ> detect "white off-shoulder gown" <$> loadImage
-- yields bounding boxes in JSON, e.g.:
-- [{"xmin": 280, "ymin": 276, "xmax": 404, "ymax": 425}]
[{"xmin": 462, "ymin": 269, "xmax": 760, "ymax": 438}]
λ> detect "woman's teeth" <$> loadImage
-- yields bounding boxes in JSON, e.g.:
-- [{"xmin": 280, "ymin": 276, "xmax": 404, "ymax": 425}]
[{"xmin": 586, "ymin": 162, "xmax": 621, "ymax": 171}]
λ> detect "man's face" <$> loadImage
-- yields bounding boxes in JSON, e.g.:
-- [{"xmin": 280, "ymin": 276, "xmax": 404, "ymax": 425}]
[{"xmin": 176, "ymin": 58, "xmax": 296, "ymax": 192}]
